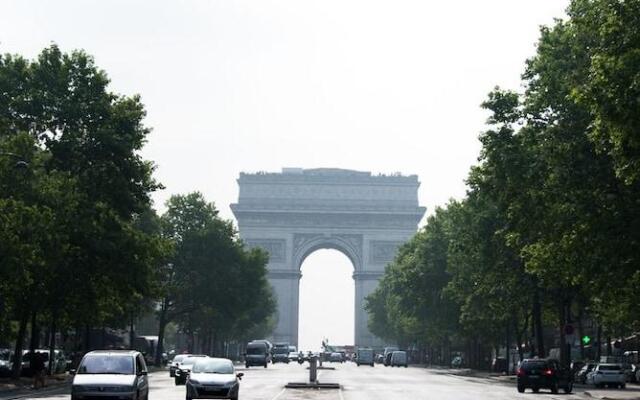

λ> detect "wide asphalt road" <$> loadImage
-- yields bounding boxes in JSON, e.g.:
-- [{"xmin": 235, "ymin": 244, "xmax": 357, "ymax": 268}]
[{"xmin": 8, "ymin": 361, "xmax": 640, "ymax": 400}]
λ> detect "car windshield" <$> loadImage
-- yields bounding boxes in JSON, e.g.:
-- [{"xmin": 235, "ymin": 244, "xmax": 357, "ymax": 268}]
[
  {"xmin": 247, "ymin": 347, "xmax": 264, "ymax": 355},
  {"xmin": 192, "ymin": 359, "xmax": 234, "ymax": 374},
  {"xmin": 78, "ymin": 355, "xmax": 134, "ymax": 375},
  {"xmin": 0, "ymin": 350, "xmax": 9, "ymax": 361},
  {"xmin": 173, "ymin": 355, "xmax": 185, "ymax": 363},
  {"xmin": 600, "ymin": 365, "xmax": 621, "ymax": 371},
  {"xmin": 182, "ymin": 357, "xmax": 202, "ymax": 366},
  {"xmin": 522, "ymin": 361, "xmax": 548, "ymax": 371}
]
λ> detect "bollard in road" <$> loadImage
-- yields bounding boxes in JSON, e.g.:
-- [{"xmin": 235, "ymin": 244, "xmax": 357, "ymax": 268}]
[{"xmin": 309, "ymin": 355, "xmax": 318, "ymax": 383}]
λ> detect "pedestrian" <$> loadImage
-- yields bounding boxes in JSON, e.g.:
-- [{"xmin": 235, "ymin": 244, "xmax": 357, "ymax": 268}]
[{"xmin": 32, "ymin": 352, "xmax": 46, "ymax": 389}]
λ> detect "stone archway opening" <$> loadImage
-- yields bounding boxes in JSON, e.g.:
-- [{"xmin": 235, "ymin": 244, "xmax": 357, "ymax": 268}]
[{"xmin": 298, "ymin": 249, "xmax": 355, "ymax": 352}]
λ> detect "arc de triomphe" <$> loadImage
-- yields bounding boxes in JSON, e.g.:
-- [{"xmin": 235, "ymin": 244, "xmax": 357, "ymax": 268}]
[{"xmin": 231, "ymin": 168, "xmax": 425, "ymax": 348}]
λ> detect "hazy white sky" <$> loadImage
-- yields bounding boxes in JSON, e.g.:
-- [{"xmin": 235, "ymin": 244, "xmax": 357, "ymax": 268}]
[{"xmin": 1, "ymin": 0, "xmax": 568, "ymax": 348}]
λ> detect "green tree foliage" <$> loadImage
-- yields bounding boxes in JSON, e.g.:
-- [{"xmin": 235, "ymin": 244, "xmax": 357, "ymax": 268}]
[
  {"xmin": 367, "ymin": 0, "xmax": 640, "ymax": 367},
  {"xmin": 0, "ymin": 46, "xmax": 165, "ymax": 376},
  {"xmin": 156, "ymin": 193, "xmax": 275, "ymax": 362}
]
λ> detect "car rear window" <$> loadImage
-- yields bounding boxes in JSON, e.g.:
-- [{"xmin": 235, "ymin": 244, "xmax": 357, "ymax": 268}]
[
  {"xmin": 522, "ymin": 361, "xmax": 548, "ymax": 370},
  {"xmin": 599, "ymin": 365, "xmax": 621, "ymax": 371}
]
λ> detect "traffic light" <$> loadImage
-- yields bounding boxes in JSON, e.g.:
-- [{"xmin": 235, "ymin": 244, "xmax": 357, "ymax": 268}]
[{"xmin": 582, "ymin": 335, "xmax": 591, "ymax": 345}]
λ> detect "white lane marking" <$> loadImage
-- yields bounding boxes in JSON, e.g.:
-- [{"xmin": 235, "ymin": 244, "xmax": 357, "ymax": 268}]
[
  {"xmin": 339, "ymin": 387, "xmax": 345, "ymax": 400},
  {"xmin": 270, "ymin": 387, "xmax": 286, "ymax": 400}
]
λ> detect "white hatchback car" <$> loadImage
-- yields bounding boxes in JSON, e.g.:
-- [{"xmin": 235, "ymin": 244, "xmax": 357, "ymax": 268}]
[
  {"xmin": 71, "ymin": 350, "xmax": 149, "ymax": 400},
  {"xmin": 186, "ymin": 358, "xmax": 243, "ymax": 400},
  {"xmin": 587, "ymin": 363, "xmax": 626, "ymax": 389}
]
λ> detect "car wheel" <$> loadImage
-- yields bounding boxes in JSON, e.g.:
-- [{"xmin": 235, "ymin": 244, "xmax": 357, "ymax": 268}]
[
  {"xmin": 517, "ymin": 385, "xmax": 525, "ymax": 393},
  {"xmin": 532, "ymin": 387, "xmax": 539, "ymax": 393},
  {"xmin": 264, "ymin": 363, "xmax": 267, "ymax": 368},
  {"xmin": 621, "ymin": 383, "xmax": 626, "ymax": 389},
  {"xmin": 551, "ymin": 382, "xmax": 559, "ymax": 394},
  {"xmin": 564, "ymin": 381, "xmax": 573, "ymax": 394}
]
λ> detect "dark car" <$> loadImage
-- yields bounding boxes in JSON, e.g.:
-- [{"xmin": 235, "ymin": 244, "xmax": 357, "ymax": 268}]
[
  {"xmin": 175, "ymin": 355, "xmax": 208, "ymax": 385},
  {"xmin": 517, "ymin": 358, "xmax": 573, "ymax": 394}
]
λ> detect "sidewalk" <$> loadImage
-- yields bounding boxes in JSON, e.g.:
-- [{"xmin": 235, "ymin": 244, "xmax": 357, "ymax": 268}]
[
  {"xmin": 0, "ymin": 374, "xmax": 71, "ymax": 400},
  {"xmin": 421, "ymin": 366, "xmax": 640, "ymax": 400}
]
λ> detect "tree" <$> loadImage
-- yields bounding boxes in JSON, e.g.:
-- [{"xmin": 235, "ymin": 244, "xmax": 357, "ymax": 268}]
[{"xmin": 0, "ymin": 45, "xmax": 164, "ymax": 375}]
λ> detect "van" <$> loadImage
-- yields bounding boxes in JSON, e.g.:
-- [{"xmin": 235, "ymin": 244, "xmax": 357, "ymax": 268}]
[
  {"xmin": 356, "ymin": 348, "xmax": 374, "ymax": 367},
  {"xmin": 245, "ymin": 341, "xmax": 270, "ymax": 368},
  {"xmin": 390, "ymin": 351, "xmax": 408, "ymax": 367}
]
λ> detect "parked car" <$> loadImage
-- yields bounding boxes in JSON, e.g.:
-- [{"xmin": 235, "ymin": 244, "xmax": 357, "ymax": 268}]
[
  {"xmin": 516, "ymin": 358, "xmax": 573, "ymax": 394},
  {"xmin": 288, "ymin": 352, "xmax": 300, "ymax": 362},
  {"xmin": 0, "ymin": 349, "xmax": 13, "ymax": 377},
  {"xmin": 21, "ymin": 349, "xmax": 66, "ymax": 376},
  {"xmin": 329, "ymin": 352, "xmax": 343, "ymax": 363},
  {"xmin": 186, "ymin": 358, "xmax": 243, "ymax": 400},
  {"xmin": 245, "ymin": 341, "xmax": 270, "ymax": 368},
  {"xmin": 356, "ymin": 348, "xmax": 374, "ymax": 367},
  {"xmin": 384, "ymin": 352, "xmax": 393, "ymax": 366},
  {"xmin": 375, "ymin": 354, "xmax": 384, "ymax": 364},
  {"xmin": 170, "ymin": 354, "xmax": 189, "ymax": 377},
  {"xmin": 390, "ymin": 351, "xmax": 408, "ymax": 367},
  {"xmin": 587, "ymin": 363, "xmax": 626, "ymax": 388},
  {"xmin": 451, "ymin": 356, "xmax": 463, "ymax": 368},
  {"xmin": 576, "ymin": 363, "xmax": 596, "ymax": 384},
  {"xmin": 70, "ymin": 350, "xmax": 149, "ymax": 400},
  {"xmin": 175, "ymin": 355, "xmax": 208, "ymax": 385}
]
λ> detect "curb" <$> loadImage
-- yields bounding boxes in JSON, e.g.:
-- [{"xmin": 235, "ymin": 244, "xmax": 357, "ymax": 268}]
[{"xmin": 0, "ymin": 381, "xmax": 70, "ymax": 400}]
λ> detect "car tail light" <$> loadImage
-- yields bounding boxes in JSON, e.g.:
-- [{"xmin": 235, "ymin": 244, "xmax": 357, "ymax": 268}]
[
  {"xmin": 543, "ymin": 369, "xmax": 553, "ymax": 376},
  {"xmin": 517, "ymin": 368, "xmax": 525, "ymax": 377}
]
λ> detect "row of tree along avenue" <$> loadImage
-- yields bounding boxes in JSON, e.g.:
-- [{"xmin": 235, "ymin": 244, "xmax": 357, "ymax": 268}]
[
  {"xmin": 0, "ymin": 45, "xmax": 275, "ymax": 377},
  {"xmin": 366, "ymin": 0, "xmax": 640, "ymax": 370}
]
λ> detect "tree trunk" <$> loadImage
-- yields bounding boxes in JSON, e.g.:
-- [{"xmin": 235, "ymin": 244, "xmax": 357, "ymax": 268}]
[
  {"xmin": 577, "ymin": 311, "xmax": 585, "ymax": 360},
  {"xmin": 84, "ymin": 324, "xmax": 91, "ymax": 352},
  {"xmin": 532, "ymin": 290, "xmax": 545, "ymax": 358},
  {"xmin": 48, "ymin": 316, "xmax": 57, "ymax": 376},
  {"xmin": 606, "ymin": 335, "xmax": 612, "ymax": 356},
  {"xmin": 12, "ymin": 312, "xmax": 28, "ymax": 379},
  {"xmin": 29, "ymin": 310, "xmax": 39, "ymax": 354},
  {"xmin": 155, "ymin": 299, "xmax": 168, "ymax": 367},
  {"xmin": 558, "ymin": 303, "xmax": 568, "ymax": 367},
  {"xmin": 505, "ymin": 321, "xmax": 511, "ymax": 374},
  {"xmin": 130, "ymin": 313, "xmax": 136, "ymax": 350},
  {"xmin": 596, "ymin": 325, "xmax": 602, "ymax": 360}
]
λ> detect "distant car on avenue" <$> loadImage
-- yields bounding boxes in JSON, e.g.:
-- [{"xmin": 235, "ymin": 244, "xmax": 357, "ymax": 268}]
[
  {"xmin": 170, "ymin": 354, "xmax": 189, "ymax": 377},
  {"xmin": 329, "ymin": 352, "xmax": 344, "ymax": 363},
  {"xmin": 186, "ymin": 358, "xmax": 243, "ymax": 400},
  {"xmin": 175, "ymin": 355, "xmax": 208, "ymax": 385},
  {"xmin": 71, "ymin": 350, "xmax": 149, "ymax": 400}
]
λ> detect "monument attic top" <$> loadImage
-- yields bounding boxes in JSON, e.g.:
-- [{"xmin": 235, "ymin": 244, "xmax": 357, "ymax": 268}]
[
  {"xmin": 232, "ymin": 168, "xmax": 425, "ymax": 218},
  {"xmin": 238, "ymin": 168, "xmax": 420, "ymax": 185}
]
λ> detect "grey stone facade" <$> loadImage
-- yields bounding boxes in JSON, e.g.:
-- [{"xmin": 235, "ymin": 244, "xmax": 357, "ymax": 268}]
[{"xmin": 231, "ymin": 168, "xmax": 425, "ymax": 348}]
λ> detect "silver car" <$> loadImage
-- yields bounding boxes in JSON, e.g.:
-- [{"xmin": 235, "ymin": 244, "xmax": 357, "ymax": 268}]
[
  {"xmin": 186, "ymin": 358, "xmax": 242, "ymax": 400},
  {"xmin": 71, "ymin": 350, "xmax": 149, "ymax": 400}
]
